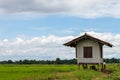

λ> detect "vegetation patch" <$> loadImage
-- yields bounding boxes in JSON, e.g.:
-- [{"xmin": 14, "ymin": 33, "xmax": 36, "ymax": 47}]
[{"xmin": 0, "ymin": 64, "xmax": 119, "ymax": 80}]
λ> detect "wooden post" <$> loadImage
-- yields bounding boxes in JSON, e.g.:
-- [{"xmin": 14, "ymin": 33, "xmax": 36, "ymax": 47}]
[
  {"xmin": 103, "ymin": 62, "xmax": 106, "ymax": 69},
  {"xmin": 98, "ymin": 63, "xmax": 101, "ymax": 71},
  {"xmin": 78, "ymin": 63, "xmax": 80, "ymax": 70},
  {"xmin": 101, "ymin": 63, "xmax": 104, "ymax": 70},
  {"xmin": 82, "ymin": 64, "xmax": 84, "ymax": 69},
  {"xmin": 85, "ymin": 64, "xmax": 88, "ymax": 69}
]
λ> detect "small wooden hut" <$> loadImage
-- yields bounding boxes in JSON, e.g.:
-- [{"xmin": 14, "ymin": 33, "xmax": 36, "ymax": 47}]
[{"xmin": 64, "ymin": 33, "xmax": 113, "ymax": 70}]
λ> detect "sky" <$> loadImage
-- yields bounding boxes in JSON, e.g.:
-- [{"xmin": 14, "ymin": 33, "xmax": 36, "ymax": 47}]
[{"xmin": 0, "ymin": 0, "xmax": 120, "ymax": 60}]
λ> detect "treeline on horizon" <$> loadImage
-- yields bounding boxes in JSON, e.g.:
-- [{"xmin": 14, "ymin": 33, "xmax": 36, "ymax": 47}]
[{"xmin": 0, "ymin": 58, "xmax": 119, "ymax": 64}]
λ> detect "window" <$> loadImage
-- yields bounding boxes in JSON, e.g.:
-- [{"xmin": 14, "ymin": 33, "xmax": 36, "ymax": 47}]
[{"xmin": 84, "ymin": 47, "xmax": 92, "ymax": 58}]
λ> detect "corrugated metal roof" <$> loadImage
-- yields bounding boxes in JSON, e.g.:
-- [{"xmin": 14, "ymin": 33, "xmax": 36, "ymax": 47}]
[{"xmin": 63, "ymin": 33, "xmax": 113, "ymax": 47}]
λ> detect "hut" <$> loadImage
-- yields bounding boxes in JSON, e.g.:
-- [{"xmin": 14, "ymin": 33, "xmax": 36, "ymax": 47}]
[{"xmin": 64, "ymin": 33, "xmax": 113, "ymax": 70}]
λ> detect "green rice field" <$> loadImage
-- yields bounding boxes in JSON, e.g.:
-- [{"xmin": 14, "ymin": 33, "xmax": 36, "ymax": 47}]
[{"xmin": 0, "ymin": 64, "xmax": 119, "ymax": 80}]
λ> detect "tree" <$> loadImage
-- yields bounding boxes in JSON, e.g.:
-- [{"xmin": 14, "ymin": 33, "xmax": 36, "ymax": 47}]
[
  {"xmin": 55, "ymin": 58, "xmax": 62, "ymax": 64},
  {"xmin": 7, "ymin": 60, "xmax": 13, "ymax": 64}
]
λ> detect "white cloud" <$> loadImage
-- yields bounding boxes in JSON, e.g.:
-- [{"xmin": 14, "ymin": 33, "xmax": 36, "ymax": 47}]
[
  {"xmin": 0, "ymin": 0, "xmax": 120, "ymax": 18},
  {"xmin": 0, "ymin": 35, "xmax": 75, "ymax": 60},
  {"xmin": 3, "ymin": 39, "xmax": 8, "ymax": 42},
  {"xmin": 0, "ymin": 32, "xmax": 120, "ymax": 60}
]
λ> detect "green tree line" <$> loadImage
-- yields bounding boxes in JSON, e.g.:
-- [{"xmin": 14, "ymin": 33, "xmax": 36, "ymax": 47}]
[{"xmin": 0, "ymin": 58, "xmax": 119, "ymax": 64}]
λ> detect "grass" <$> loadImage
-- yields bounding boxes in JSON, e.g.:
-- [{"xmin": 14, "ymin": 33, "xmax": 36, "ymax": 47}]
[{"xmin": 0, "ymin": 64, "xmax": 119, "ymax": 80}]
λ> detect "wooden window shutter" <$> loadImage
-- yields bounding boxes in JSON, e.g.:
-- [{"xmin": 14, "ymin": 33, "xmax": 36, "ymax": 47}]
[
  {"xmin": 84, "ymin": 47, "xmax": 92, "ymax": 58},
  {"xmin": 100, "ymin": 46, "xmax": 103, "ymax": 58}
]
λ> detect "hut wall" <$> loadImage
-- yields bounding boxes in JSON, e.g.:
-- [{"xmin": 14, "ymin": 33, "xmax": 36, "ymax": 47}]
[{"xmin": 76, "ymin": 39, "xmax": 103, "ymax": 64}]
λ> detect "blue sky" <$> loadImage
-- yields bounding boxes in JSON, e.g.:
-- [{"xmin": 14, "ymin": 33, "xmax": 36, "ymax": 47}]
[
  {"xmin": 0, "ymin": 0, "xmax": 120, "ymax": 60},
  {"xmin": 0, "ymin": 16, "xmax": 120, "ymax": 39}
]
